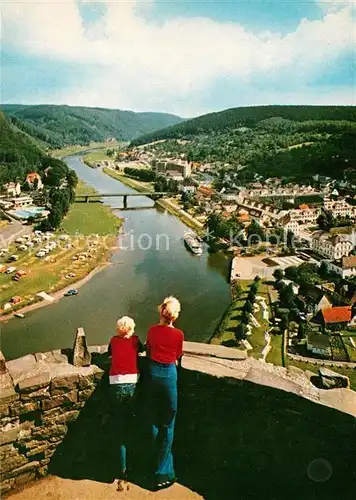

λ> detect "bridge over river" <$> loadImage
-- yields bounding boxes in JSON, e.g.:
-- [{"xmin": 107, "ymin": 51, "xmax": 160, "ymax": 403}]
[{"xmin": 75, "ymin": 192, "xmax": 168, "ymax": 208}]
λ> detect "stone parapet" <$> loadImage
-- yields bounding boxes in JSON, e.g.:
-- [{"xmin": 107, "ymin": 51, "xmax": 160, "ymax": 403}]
[{"xmin": 1, "ymin": 337, "xmax": 355, "ymax": 496}]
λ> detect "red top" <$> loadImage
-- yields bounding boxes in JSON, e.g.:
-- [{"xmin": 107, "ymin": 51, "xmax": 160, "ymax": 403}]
[
  {"xmin": 109, "ymin": 335, "xmax": 141, "ymax": 376},
  {"xmin": 146, "ymin": 325, "xmax": 184, "ymax": 364}
]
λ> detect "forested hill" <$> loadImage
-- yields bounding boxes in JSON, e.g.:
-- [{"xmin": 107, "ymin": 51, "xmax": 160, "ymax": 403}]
[
  {"xmin": 131, "ymin": 105, "xmax": 356, "ymax": 145},
  {"xmin": 0, "ymin": 111, "xmax": 69, "ymax": 186},
  {"xmin": 1, "ymin": 104, "xmax": 183, "ymax": 148},
  {"xmin": 130, "ymin": 105, "xmax": 356, "ymax": 181}
]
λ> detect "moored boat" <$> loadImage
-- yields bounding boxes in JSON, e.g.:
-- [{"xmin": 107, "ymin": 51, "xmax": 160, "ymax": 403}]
[{"xmin": 183, "ymin": 232, "xmax": 203, "ymax": 255}]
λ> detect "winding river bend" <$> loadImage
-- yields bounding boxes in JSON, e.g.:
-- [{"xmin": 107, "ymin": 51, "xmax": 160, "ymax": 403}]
[{"xmin": 1, "ymin": 155, "xmax": 231, "ymax": 359}]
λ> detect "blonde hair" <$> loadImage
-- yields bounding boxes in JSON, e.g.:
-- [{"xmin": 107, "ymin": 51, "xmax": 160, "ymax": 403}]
[
  {"xmin": 116, "ymin": 316, "xmax": 135, "ymax": 338},
  {"xmin": 159, "ymin": 296, "xmax": 181, "ymax": 323}
]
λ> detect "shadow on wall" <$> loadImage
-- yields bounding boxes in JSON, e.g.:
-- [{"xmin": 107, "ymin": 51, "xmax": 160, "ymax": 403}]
[{"xmin": 48, "ymin": 361, "xmax": 356, "ymax": 500}]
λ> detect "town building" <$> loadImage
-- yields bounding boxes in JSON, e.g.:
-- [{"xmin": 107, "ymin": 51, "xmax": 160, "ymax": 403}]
[
  {"xmin": 311, "ymin": 231, "xmax": 354, "ymax": 260},
  {"xmin": 322, "ymin": 306, "xmax": 353, "ymax": 331},
  {"xmin": 179, "ymin": 185, "xmax": 196, "ymax": 194},
  {"xmin": 26, "ymin": 172, "xmax": 43, "ymax": 190},
  {"xmin": 327, "ymin": 255, "xmax": 356, "ymax": 278},
  {"xmin": 288, "ymin": 204, "xmax": 321, "ymax": 225},
  {"xmin": 279, "ymin": 214, "xmax": 300, "ymax": 237},
  {"xmin": 154, "ymin": 159, "xmax": 191, "ymax": 178},
  {"xmin": 10, "ymin": 196, "xmax": 33, "ymax": 209},
  {"xmin": 323, "ymin": 198, "xmax": 356, "ymax": 218},
  {"xmin": 3, "ymin": 182, "xmax": 21, "ymax": 197}
]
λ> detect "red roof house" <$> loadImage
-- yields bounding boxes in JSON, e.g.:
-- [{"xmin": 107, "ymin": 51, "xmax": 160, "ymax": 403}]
[{"xmin": 322, "ymin": 306, "xmax": 352, "ymax": 326}]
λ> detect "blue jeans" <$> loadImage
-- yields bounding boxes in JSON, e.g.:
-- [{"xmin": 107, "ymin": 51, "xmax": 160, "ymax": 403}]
[
  {"xmin": 110, "ymin": 383, "xmax": 136, "ymax": 475},
  {"xmin": 148, "ymin": 361, "xmax": 178, "ymax": 482}
]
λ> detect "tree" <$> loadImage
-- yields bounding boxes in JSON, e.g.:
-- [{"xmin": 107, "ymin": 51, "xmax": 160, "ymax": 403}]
[
  {"xmin": 235, "ymin": 323, "xmax": 247, "ymax": 341},
  {"xmin": 287, "ymin": 230, "xmax": 295, "ymax": 253},
  {"xmin": 317, "ymin": 210, "xmax": 334, "ymax": 230},
  {"xmin": 273, "ymin": 269, "xmax": 284, "ymax": 281},
  {"xmin": 298, "ymin": 322, "xmax": 308, "ymax": 340},
  {"xmin": 244, "ymin": 300, "xmax": 253, "ymax": 314},
  {"xmin": 67, "ymin": 170, "xmax": 78, "ymax": 189},
  {"xmin": 279, "ymin": 283, "xmax": 296, "ymax": 309}
]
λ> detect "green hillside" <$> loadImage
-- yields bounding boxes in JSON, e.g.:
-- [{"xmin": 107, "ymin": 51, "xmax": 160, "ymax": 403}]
[
  {"xmin": 1, "ymin": 104, "xmax": 183, "ymax": 148},
  {"xmin": 0, "ymin": 111, "xmax": 69, "ymax": 185},
  {"xmin": 130, "ymin": 105, "xmax": 356, "ymax": 181}
]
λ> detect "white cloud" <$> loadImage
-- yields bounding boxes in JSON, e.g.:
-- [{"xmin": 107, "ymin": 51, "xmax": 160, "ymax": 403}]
[{"xmin": 1, "ymin": 0, "xmax": 354, "ymax": 112}]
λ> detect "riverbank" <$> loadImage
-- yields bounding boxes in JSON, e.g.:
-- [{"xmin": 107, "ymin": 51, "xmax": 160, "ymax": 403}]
[
  {"xmin": 0, "ymin": 262, "xmax": 112, "ymax": 322},
  {"xmin": 102, "ymin": 167, "xmax": 204, "ymax": 232},
  {"xmin": 0, "ymin": 180, "xmax": 121, "ymax": 320},
  {"xmin": 103, "ymin": 167, "xmax": 154, "ymax": 192}
]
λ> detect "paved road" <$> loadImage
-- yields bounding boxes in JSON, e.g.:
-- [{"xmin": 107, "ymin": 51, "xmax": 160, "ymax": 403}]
[{"xmin": 0, "ymin": 215, "xmax": 31, "ymax": 248}]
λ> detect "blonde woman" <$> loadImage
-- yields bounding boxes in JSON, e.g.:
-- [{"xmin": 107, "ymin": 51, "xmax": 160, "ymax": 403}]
[
  {"xmin": 146, "ymin": 296, "xmax": 184, "ymax": 490},
  {"xmin": 108, "ymin": 316, "xmax": 143, "ymax": 487}
]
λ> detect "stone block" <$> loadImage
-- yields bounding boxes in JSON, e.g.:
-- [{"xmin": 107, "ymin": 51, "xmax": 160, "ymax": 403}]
[
  {"xmin": 1, "ymin": 424, "xmax": 20, "ymax": 445},
  {"xmin": 17, "ymin": 368, "xmax": 51, "ymax": 393},
  {"xmin": 0, "ymin": 373, "xmax": 18, "ymax": 406},
  {"xmin": 50, "ymin": 365, "xmax": 80, "ymax": 395},
  {"xmin": 32, "ymin": 424, "xmax": 67, "ymax": 440},
  {"xmin": 73, "ymin": 327, "xmax": 91, "ymax": 367},
  {"xmin": 319, "ymin": 367, "xmax": 350, "ymax": 389},
  {"xmin": 1, "ymin": 453, "xmax": 28, "ymax": 474},
  {"xmin": 0, "ymin": 404, "xmax": 10, "ymax": 418},
  {"xmin": 26, "ymin": 443, "xmax": 49, "ymax": 458},
  {"xmin": 15, "ymin": 470, "xmax": 36, "ymax": 487},
  {"xmin": 0, "ymin": 479, "xmax": 15, "ymax": 495},
  {"xmin": 42, "ymin": 390, "xmax": 78, "ymax": 411},
  {"xmin": 20, "ymin": 386, "xmax": 50, "ymax": 402},
  {"xmin": 0, "ymin": 444, "xmax": 16, "ymax": 460},
  {"xmin": 0, "ymin": 351, "xmax": 7, "ymax": 374},
  {"xmin": 42, "ymin": 408, "xmax": 79, "ymax": 425},
  {"xmin": 183, "ymin": 341, "xmax": 247, "ymax": 360},
  {"xmin": 10, "ymin": 401, "xmax": 40, "ymax": 417},
  {"xmin": 78, "ymin": 374, "xmax": 94, "ymax": 390},
  {"xmin": 11, "ymin": 460, "xmax": 40, "ymax": 477},
  {"xmin": 5, "ymin": 355, "xmax": 37, "ymax": 385},
  {"xmin": 78, "ymin": 386, "xmax": 96, "ymax": 402}
]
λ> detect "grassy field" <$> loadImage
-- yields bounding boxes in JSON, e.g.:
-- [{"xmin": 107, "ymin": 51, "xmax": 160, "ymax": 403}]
[
  {"xmin": 0, "ymin": 181, "xmax": 121, "ymax": 313},
  {"xmin": 83, "ymin": 150, "xmax": 112, "ymax": 167},
  {"xmin": 62, "ymin": 181, "xmax": 121, "ymax": 236},
  {"xmin": 102, "ymin": 168, "xmax": 154, "ymax": 193},
  {"xmin": 52, "ymin": 142, "xmax": 122, "ymax": 159},
  {"xmin": 212, "ymin": 280, "xmax": 270, "ymax": 359}
]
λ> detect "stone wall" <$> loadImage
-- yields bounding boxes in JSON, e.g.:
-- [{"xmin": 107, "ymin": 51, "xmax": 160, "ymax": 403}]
[{"xmin": 0, "ymin": 344, "xmax": 108, "ymax": 496}]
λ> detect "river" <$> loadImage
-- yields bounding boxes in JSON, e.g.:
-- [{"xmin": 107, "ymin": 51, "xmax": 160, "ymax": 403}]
[{"xmin": 1, "ymin": 155, "xmax": 231, "ymax": 359}]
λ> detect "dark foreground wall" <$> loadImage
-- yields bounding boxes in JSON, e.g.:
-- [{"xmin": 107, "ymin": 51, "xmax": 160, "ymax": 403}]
[{"xmin": 0, "ymin": 346, "xmax": 108, "ymax": 495}]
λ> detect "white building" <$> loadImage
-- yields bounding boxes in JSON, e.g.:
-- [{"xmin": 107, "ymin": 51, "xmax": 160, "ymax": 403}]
[
  {"xmin": 311, "ymin": 231, "xmax": 354, "ymax": 260},
  {"xmin": 179, "ymin": 185, "xmax": 196, "ymax": 194},
  {"xmin": 279, "ymin": 214, "xmax": 300, "ymax": 237},
  {"xmin": 10, "ymin": 196, "xmax": 33, "ymax": 209},
  {"xmin": 327, "ymin": 255, "xmax": 356, "ymax": 278},
  {"xmin": 323, "ymin": 198, "xmax": 356, "ymax": 218},
  {"xmin": 3, "ymin": 182, "xmax": 21, "ymax": 197},
  {"xmin": 288, "ymin": 204, "xmax": 321, "ymax": 224}
]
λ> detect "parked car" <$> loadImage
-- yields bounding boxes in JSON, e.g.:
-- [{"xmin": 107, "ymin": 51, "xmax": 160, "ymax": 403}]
[
  {"xmin": 36, "ymin": 251, "xmax": 46, "ymax": 258},
  {"xmin": 64, "ymin": 289, "xmax": 78, "ymax": 297},
  {"xmin": 13, "ymin": 270, "xmax": 27, "ymax": 281},
  {"xmin": 7, "ymin": 255, "xmax": 19, "ymax": 262},
  {"xmin": 6, "ymin": 267, "xmax": 17, "ymax": 274}
]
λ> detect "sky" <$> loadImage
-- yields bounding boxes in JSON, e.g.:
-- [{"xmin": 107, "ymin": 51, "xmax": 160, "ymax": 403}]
[{"xmin": 1, "ymin": 0, "xmax": 355, "ymax": 117}]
